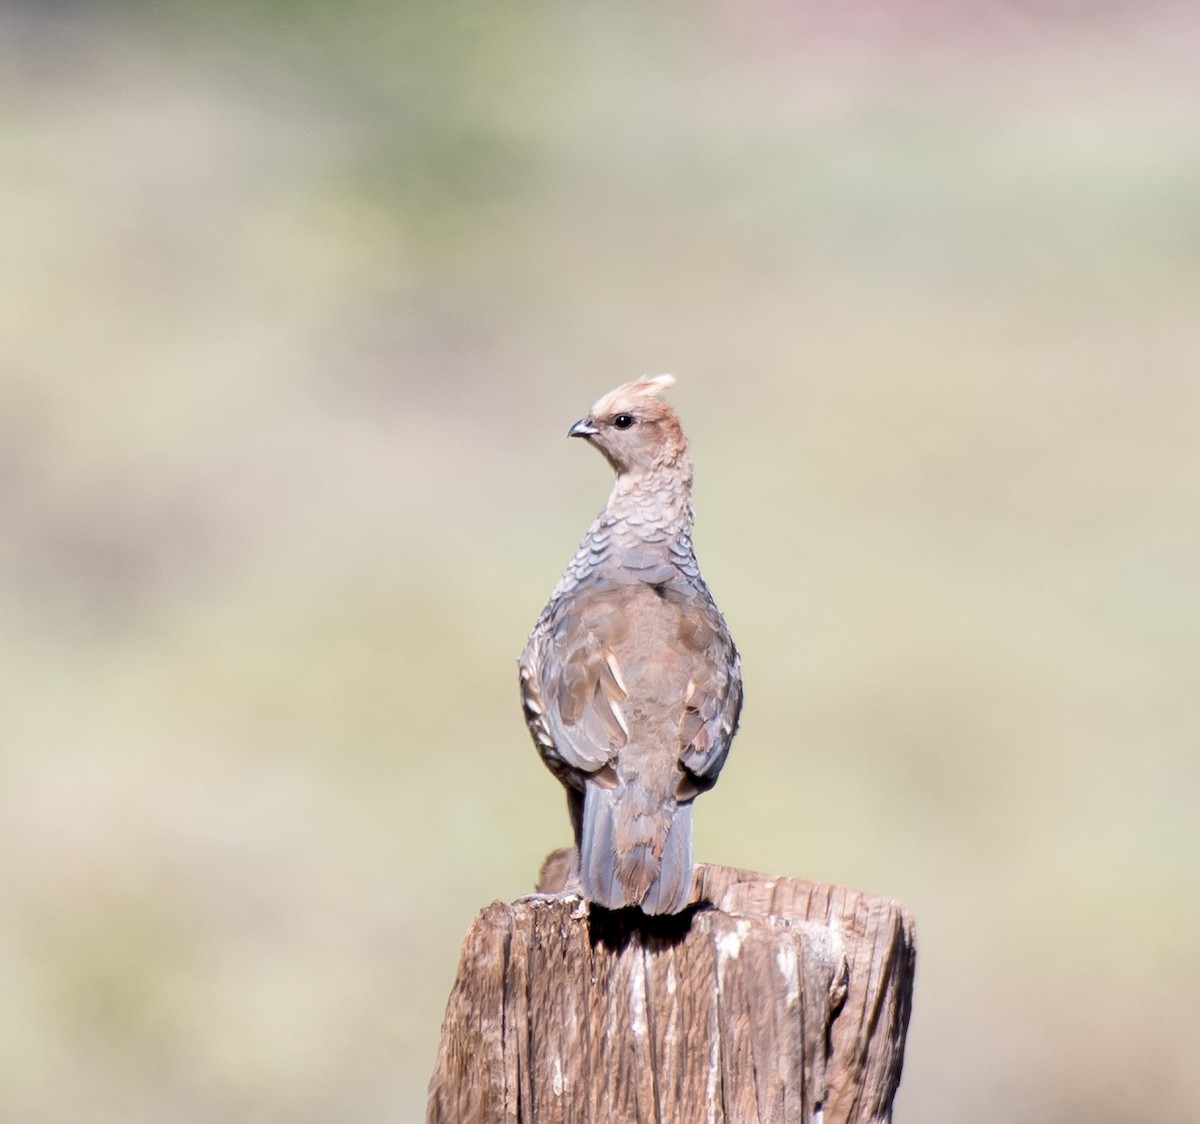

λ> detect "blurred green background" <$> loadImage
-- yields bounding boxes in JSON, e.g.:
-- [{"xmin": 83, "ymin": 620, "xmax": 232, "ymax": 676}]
[{"xmin": 2, "ymin": 1, "xmax": 1198, "ymax": 1120}]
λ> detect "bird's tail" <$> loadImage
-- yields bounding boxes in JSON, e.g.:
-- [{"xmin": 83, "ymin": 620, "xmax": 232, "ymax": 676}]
[{"xmin": 579, "ymin": 782, "xmax": 693, "ymax": 915}]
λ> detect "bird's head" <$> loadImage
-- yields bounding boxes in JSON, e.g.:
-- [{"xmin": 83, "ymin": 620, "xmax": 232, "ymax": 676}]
[{"xmin": 568, "ymin": 374, "xmax": 687, "ymax": 478}]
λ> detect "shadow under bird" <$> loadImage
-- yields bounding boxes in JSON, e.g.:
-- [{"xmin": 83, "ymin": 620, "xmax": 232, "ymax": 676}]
[{"xmin": 519, "ymin": 375, "xmax": 742, "ymax": 915}]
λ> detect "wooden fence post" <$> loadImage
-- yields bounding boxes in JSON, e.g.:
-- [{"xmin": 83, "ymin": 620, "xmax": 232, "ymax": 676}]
[{"xmin": 427, "ymin": 851, "xmax": 916, "ymax": 1123}]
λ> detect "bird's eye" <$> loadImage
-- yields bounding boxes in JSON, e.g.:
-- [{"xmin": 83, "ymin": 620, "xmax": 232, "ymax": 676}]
[{"xmin": 613, "ymin": 413, "xmax": 635, "ymax": 430}]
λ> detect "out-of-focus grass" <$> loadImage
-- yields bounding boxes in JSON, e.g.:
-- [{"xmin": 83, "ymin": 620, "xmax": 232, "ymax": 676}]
[{"xmin": 2, "ymin": 2, "xmax": 1199, "ymax": 1121}]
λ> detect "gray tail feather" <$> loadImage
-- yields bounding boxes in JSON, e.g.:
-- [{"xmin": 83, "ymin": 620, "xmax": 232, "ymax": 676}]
[
  {"xmin": 579, "ymin": 785, "xmax": 694, "ymax": 915},
  {"xmin": 579, "ymin": 785, "xmax": 624, "ymax": 908},
  {"xmin": 640, "ymin": 801, "xmax": 693, "ymax": 915}
]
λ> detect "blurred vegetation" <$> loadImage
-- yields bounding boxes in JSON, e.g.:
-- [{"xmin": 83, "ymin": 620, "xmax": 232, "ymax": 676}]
[{"xmin": 2, "ymin": 1, "xmax": 1198, "ymax": 1120}]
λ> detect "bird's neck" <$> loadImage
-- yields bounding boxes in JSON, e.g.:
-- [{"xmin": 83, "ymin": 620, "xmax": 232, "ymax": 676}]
[{"xmin": 603, "ymin": 460, "xmax": 695, "ymax": 540}]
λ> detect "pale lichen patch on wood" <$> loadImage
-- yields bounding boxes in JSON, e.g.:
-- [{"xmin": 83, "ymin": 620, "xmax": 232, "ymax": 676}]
[
  {"xmin": 628, "ymin": 954, "xmax": 648, "ymax": 1038},
  {"xmin": 776, "ymin": 938, "xmax": 800, "ymax": 1008}
]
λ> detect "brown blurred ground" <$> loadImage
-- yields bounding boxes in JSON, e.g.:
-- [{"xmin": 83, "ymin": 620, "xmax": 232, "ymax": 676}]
[{"xmin": 1, "ymin": 2, "xmax": 1198, "ymax": 1121}]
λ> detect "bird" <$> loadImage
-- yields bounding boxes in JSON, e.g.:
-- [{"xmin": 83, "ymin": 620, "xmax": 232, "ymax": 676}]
[{"xmin": 519, "ymin": 375, "xmax": 742, "ymax": 915}]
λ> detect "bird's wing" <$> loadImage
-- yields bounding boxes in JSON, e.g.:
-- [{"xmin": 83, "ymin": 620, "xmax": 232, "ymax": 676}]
[
  {"xmin": 674, "ymin": 589, "xmax": 743, "ymax": 799},
  {"xmin": 520, "ymin": 581, "xmax": 633, "ymax": 784}
]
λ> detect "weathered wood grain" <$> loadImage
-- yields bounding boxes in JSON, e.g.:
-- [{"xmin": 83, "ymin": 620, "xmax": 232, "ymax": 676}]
[{"xmin": 427, "ymin": 854, "xmax": 915, "ymax": 1124}]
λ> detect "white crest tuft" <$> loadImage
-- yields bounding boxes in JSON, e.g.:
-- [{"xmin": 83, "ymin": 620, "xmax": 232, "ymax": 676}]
[{"xmin": 644, "ymin": 373, "xmax": 675, "ymax": 395}]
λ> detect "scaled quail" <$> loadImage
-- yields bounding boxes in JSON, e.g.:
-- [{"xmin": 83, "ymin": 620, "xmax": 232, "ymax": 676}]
[{"xmin": 519, "ymin": 375, "xmax": 742, "ymax": 915}]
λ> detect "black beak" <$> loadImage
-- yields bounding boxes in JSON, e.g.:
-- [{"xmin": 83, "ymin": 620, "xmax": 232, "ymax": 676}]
[{"xmin": 568, "ymin": 418, "xmax": 599, "ymax": 438}]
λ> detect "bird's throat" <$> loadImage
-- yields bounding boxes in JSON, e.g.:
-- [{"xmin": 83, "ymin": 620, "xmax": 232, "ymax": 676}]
[{"xmin": 605, "ymin": 464, "xmax": 695, "ymax": 539}]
